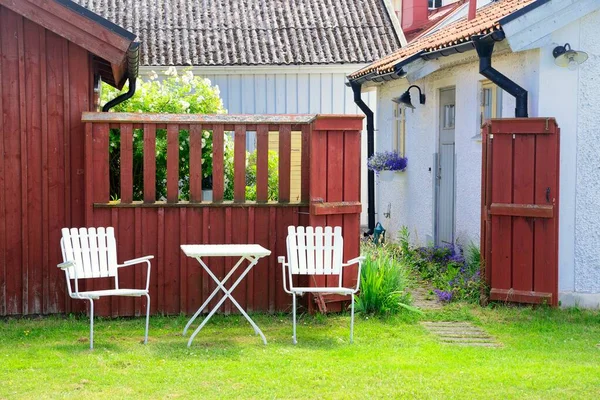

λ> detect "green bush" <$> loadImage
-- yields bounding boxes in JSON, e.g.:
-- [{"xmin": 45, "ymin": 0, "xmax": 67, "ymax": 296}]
[
  {"xmin": 101, "ymin": 68, "xmax": 225, "ymax": 200},
  {"xmin": 354, "ymin": 244, "xmax": 416, "ymax": 316}
]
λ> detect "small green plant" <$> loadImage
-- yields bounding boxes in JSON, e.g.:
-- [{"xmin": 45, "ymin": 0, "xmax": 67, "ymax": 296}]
[{"xmin": 354, "ymin": 244, "xmax": 418, "ymax": 316}]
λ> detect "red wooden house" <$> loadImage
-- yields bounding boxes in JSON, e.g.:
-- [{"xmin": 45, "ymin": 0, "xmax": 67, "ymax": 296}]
[{"xmin": 0, "ymin": 0, "xmax": 139, "ymax": 315}]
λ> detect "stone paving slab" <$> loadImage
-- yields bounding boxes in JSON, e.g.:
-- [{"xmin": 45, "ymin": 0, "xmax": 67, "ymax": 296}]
[{"xmin": 421, "ymin": 321, "xmax": 502, "ymax": 348}]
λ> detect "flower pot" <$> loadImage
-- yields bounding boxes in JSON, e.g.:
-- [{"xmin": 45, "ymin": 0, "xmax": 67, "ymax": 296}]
[{"xmin": 378, "ymin": 170, "xmax": 405, "ymax": 182}]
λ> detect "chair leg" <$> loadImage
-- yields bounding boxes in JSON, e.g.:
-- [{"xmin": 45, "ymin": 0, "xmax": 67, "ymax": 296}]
[
  {"xmin": 350, "ymin": 294, "xmax": 355, "ymax": 344},
  {"xmin": 88, "ymin": 299, "xmax": 95, "ymax": 350},
  {"xmin": 144, "ymin": 293, "xmax": 150, "ymax": 344},
  {"xmin": 292, "ymin": 294, "xmax": 297, "ymax": 345}
]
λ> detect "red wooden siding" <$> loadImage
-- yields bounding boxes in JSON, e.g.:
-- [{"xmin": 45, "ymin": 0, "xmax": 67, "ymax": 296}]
[
  {"xmin": 481, "ymin": 118, "xmax": 560, "ymax": 306},
  {"xmin": 0, "ymin": 7, "xmax": 91, "ymax": 315}
]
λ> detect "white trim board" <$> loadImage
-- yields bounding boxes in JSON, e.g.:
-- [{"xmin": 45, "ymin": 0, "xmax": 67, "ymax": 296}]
[
  {"xmin": 503, "ymin": 0, "xmax": 600, "ymax": 52},
  {"xmin": 139, "ymin": 64, "xmax": 370, "ymax": 76}
]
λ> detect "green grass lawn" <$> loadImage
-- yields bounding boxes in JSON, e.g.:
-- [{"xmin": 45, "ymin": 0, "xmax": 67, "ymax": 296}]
[{"xmin": 1, "ymin": 305, "xmax": 599, "ymax": 399}]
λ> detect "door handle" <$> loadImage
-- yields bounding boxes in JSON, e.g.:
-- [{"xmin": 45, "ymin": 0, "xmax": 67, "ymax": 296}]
[{"xmin": 546, "ymin": 187, "xmax": 551, "ymax": 203}]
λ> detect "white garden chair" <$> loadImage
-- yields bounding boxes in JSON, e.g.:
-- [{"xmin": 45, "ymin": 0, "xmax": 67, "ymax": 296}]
[
  {"xmin": 278, "ymin": 226, "xmax": 364, "ymax": 344},
  {"xmin": 58, "ymin": 227, "xmax": 153, "ymax": 349}
]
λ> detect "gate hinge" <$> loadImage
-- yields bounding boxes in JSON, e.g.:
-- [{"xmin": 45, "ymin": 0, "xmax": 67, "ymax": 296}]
[{"xmin": 545, "ymin": 118, "xmax": 550, "ymax": 131}]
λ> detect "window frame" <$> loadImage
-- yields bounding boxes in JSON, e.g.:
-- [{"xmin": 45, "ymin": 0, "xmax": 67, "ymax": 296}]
[{"xmin": 393, "ymin": 103, "xmax": 406, "ymax": 157}]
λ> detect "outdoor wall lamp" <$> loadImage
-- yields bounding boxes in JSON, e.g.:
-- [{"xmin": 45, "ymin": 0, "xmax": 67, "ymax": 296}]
[
  {"xmin": 553, "ymin": 43, "xmax": 588, "ymax": 70},
  {"xmin": 392, "ymin": 85, "xmax": 426, "ymax": 109}
]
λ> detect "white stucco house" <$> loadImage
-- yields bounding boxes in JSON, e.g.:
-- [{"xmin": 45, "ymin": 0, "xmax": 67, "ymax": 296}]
[
  {"xmin": 73, "ymin": 0, "xmax": 407, "ymax": 226},
  {"xmin": 349, "ymin": 0, "xmax": 600, "ymax": 307}
]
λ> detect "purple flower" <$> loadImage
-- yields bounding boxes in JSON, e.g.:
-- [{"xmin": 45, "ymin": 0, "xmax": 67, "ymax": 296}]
[
  {"xmin": 367, "ymin": 151, "xmax": 408, "ymax": 172},
  {"xmin": 434, "ymin": 289, "xmax": 453, "ymax": 302}
]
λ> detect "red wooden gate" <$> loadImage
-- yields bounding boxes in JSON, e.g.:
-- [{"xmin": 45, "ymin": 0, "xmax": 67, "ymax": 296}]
[{"xmin": 481, "ymin": 118, "xmax": 560, "ymax": 306}]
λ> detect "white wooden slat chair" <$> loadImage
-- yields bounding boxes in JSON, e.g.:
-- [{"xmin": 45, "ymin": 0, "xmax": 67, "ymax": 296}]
[
  {"xmin": 57, "ymin": 227, "xmax": 153, "ymax": 349},
  {"xmin": 278, "ymin": 226, "xmax": 364, "ymax": 344}
]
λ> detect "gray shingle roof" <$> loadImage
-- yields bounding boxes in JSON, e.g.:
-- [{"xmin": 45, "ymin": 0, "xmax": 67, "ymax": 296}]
[{"xmin": 71, "ymin": 0, "xmax": 401, "ymax": 66}]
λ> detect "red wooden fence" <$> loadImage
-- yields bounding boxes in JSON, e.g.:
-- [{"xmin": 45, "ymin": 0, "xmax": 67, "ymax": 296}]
[
  {"xmin": 76, "ymin": 113, "xmax": 363, "ymax": 317},
  {"xmin": 481, "ymin": 118, "xmax": 560, "ymax": 306}
]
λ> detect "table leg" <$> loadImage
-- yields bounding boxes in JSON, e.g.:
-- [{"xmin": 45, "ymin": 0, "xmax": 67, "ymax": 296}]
[
  {"xmin": 187, "ymin": 256, "xmax": 267, "ymax": 346},
  {"xmin": 183, "ymin": 256, "xmax": 247, "ymax": 336}
]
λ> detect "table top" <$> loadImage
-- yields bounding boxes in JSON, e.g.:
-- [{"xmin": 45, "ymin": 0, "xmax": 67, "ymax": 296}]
[{"xmin": 181, "ymin": 244, "xmax": 271, "ymax": 258}]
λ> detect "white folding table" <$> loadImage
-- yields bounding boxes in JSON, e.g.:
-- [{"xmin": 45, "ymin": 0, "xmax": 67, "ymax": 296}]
[{"xmin": 180, "ymin": 244, "xmax": 271, "ymax": 347}]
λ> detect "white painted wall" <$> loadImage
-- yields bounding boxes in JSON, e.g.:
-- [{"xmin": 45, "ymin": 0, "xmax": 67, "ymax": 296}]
[
  {"xmin": 372, "ymin": 10, "xmax": 600, "ymax": 306},
  {"xmin": 141, "ymin": 65, "xmax": 375, "ymax": 226}
]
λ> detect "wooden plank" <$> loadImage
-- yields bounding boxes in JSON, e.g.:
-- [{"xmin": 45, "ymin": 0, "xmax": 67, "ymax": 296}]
[
  {"xmin": 209, "ymin": 208, "xmax": 226, "ymax": 311},
  {"xmin": 234, "ymin": 125, "xmax": 246, "ymax": 202},
  {"xmin": 268, "ymin": 207, "xmax": 277, "ymax": 312},
  {"xmin": 312, "ymin": 115, "xmax": 364, "ymax": 131},
  {"xmin": 142, "ymin": 208, "xmax": 158, "ymax": 314},
  {"xmin": 256, "ymin": 124, "xmax": 269, "ymax": 202},
  {"xmin": 189, "ymin": 124, "xmax": 203, "ymax": 202},
  {"xmin": 2, "ymin": 8, "xmax": 23, "ymax": 314},
  {"xmin": 120, "ymin": 123, "xmax": 133, "ymax": 203},
  {"xmin": 23, "ymin": 20, "xmax": 43, "ymax": 314},
  {"xmin": 489, "ymin": 203, "xmax": 553, "ymax": 218},
  {"xmin": 212, "ymin": 124, "xmax": 224, "ymax": 202},
  {"xmin": 186, "ymin": 209, "xmax": 203, "ymax": 315},
  {"xmin": 179, "ymin": 208, "xmax": 187, "ymax": 314},
  {"xmin": 300, "ymin": 124, "xmax": 311, "ymax": 203},
  {"xmin": 310, "ymin": 201, "xmax": 362, "ymax": 215},
  {"xmin": 326, "ymin": 130, "xmax": 344, "ymax": 292},
  {"xmin": 490, "ymin": 288, "xmax": 552, "ymax": 304},
  {"xmin": 342, "ymin": 130, "xmax": 361, "ymax": 289},
  {"xmin": 166, "ymin": 124, "xmax": 179, "ymax": 203},
  {"xmin": 0, "ymin": 0, "xmax": 132, "ymax": 65},
  {"xmin": 118, "ymin": 208, "xmax": 135, "ymax": 315},
  {"xmin": 143, "ymin": 124, "xmax": 156, "ymax": 202},
  {"xmin": 134, "ymin": 207, "xmax": 143, "ymax": 315},
  {"xmin": 534, "ymin": 127, "xmax": 559, "ymax": 306},
  {"xmin": 490, "ymin": 118, "xmax": 558, "ymax": 135},
  {"xmin": 246, "ymin": 207, "xmax": 255, "ymax": 311},
  {"xmin": 278, "ymin": 125, "xmax": 292, "ymax": 202},
  {"xmin": 224, "ymin": 207, "xmax": 233, "ymax": 314},
  {"xmin": 254, "ymin": 208, "xmax": 270, "ymax": 312},
  {"xmin": 482, "ymin": 125, "xmax": 493, "ymax": 288},
  {"xmin": 201, "ymin": 208, "xmax": 210, "ymax": 310},
  {"xmin": 511, "ymin": 134, "xmax": 535, "ymax": 292},
  {"xmin": 164, "ymin": 208, "xmax": 180, "ymax": 314},
  {"xmin": 39, "ymin": 24, "xmax": 50, "ymax": 314},
  {"xmin": 157, "ymin": 208, "xmax": 165, "ymax": 313},
  {"xmin": 231, "ymin": 208, "xmax": 248, "ymax": 312},
  {"xmin": 490, "ymin": 133, "xmax": 513, "ymax": 293},
  {"xmin": 82, "ymin": 112, "xmax": 317, "ymax": 125}
]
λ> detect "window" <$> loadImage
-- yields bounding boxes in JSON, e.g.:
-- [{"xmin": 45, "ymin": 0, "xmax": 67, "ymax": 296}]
[
  {"xmin": 394, "ymin": 103, "xmax": 406, "ymax": 156},
  {"xmin": 480, "ymin": 81, "xmax": 502, "ymax": 127},
  {"xmin": 443, "ymin": 104, "xmax": 455, "ymax": 129},
  {"xmin": 428, "ymin": 0, "xmax": 442, "ymax": 8}
]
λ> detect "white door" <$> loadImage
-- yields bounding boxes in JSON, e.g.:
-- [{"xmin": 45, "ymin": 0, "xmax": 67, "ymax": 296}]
[{"xmin": 435, "ymin": 88, "xmax": 456, "ymax": 246}]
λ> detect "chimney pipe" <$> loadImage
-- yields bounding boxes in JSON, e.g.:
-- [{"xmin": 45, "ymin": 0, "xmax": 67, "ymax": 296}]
[{"xmin": 468, "ymin": 0, "xmax": 477, "ymax": 21}]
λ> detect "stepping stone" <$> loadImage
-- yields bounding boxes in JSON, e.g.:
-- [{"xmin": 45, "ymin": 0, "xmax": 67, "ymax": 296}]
[{"xmin": 421, "ymin": 321, "xmax": 502, "ymax": 347}]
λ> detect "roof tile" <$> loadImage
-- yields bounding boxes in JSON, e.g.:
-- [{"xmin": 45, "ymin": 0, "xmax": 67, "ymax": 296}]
[
  {"xmin": 72, "ymin": 0, "xmax": 401, "ymax": 66},
  {"xmin": 349, "ymin": 0, "xmax": 536, "ymax": 79}
]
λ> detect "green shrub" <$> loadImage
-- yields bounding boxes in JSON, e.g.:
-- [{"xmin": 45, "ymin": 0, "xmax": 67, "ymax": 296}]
[
  {"xmin": 354, "ymin": 244, "xmax": 416, "ymax": 316},
  {"xmin": 101, "ymin": 68, "xmax": 225, "ymax": 200}
]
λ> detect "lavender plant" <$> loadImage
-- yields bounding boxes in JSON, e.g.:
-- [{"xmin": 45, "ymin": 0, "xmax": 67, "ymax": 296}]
[{"xmin": 367, "ymin": 151, "xmax": 408, "ymax": 172}]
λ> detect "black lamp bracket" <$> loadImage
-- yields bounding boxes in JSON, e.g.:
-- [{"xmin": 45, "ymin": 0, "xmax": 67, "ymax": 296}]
[{"xmin": 407, "ymin": 85, "xmax": 426, "ymax": 105}]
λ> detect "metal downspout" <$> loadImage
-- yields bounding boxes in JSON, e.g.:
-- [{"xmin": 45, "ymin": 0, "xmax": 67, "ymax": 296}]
[
  {"xmin": 102, "ymin": 42, "xmax": 140, "ymax": 112},
  {"xmin": 350, "ymin": 81, "xmax": 376, "ymax": 233},
  {"xmin": 472, "ymin": 33, "xmax": 528, "ymax": 118}
]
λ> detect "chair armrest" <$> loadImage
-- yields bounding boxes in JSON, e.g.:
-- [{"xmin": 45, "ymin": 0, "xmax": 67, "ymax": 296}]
[
  {"xmin": 118, "ymin": 255, "xmax": 154, "ymax": 267},
  {"xmin": 117, "ymin": 255, "xmax": 153, "ymax": 291},
  {"xmin": 342, "ymin": 256, "xmax": 365, "ymax": 267},
  {"xmin": 57, "ymin": 261, "xmax": 76, "ymax": 270}
]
